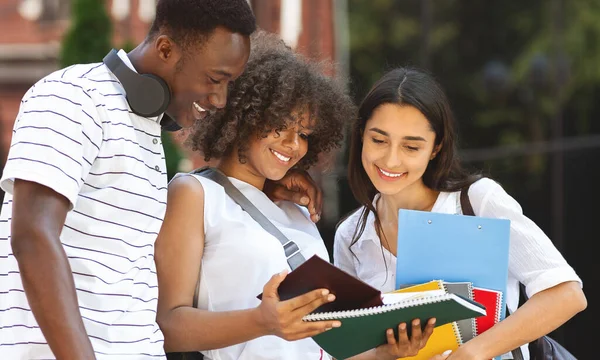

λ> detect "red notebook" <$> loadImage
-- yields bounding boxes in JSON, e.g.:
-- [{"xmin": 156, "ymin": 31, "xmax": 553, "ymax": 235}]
[{"xmin": 472, "ymin": 287, "xmax": 503, "ymax": 335}]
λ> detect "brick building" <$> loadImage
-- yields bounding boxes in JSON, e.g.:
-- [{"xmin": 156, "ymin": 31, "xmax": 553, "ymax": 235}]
[
  {"xmin": 0, "ymin": 0, "xmax": 345, "ymax": 223},
  {"xmin": 0, "ymin": 0, "xmax": 160, "ymax": 163}
]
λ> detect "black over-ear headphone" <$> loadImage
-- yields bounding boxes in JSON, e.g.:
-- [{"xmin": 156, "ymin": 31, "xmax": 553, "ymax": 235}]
[{"xmin": 102, "ymin": 49, "xmax": 181, "ymax": 131}]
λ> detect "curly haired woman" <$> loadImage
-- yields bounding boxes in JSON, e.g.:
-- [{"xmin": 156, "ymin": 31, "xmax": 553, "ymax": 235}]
[{"xmin": 154, "ymin": 32, "xmax": 437, "ymax": 360}]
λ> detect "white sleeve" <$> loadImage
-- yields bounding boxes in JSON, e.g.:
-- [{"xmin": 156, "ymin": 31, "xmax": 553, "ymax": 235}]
[
  {"xmin": 1, "ymin": 78, "xmax": 103, "ymax": 209},
  {"xmin": 333, "ymin": 217, "xmax": 359, "ymax": 277},
  {"xmin": 469, "ymin": 178, "xmax": 582, "ymax": 298}
]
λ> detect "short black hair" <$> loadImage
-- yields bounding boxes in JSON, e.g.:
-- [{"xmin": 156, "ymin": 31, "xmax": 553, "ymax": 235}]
[{"xmin": 148, "ymin": 0, "xmax": 256, "ymax": 49}]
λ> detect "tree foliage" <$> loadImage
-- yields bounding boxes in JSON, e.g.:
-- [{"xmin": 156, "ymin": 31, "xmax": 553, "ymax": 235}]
[
  {"xmin": 60, "ymin": 0, "xmax": 112, "ymax": 67},
  {"xmin": 345, "ymin": 4, "xmax": 598, "ymax": 357},
  {"xmin": 347, "ymin": 0, "xmax": 600, "ymax": 168}
]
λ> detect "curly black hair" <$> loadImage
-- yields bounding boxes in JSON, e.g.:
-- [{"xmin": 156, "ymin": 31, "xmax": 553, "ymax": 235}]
[
  {"xmin": 147, "ymin": 0, "xmax": 256, "ymax": 50},
  {"xmin": 187, "ymin": 31, "xmax": 357, "ymax": 170}
]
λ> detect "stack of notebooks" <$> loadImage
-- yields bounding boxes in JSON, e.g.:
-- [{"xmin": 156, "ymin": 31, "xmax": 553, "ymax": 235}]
[
  {"xmin": 255, "ymin": 210, "xmax": 510, "ymax": 359},
  {"xmin": 394, "ymin": 280, "xmax": 503, "ymax": 359},
  {"xmin": 259, "ymin": 255, "xmax": 487, "ymax": 360},
  {"xmin": 395, "ymin": 210, "xmax": 511, "ymax": 360}
]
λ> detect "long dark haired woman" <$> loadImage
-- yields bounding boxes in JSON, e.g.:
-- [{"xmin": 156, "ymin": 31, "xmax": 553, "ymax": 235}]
[{"xmin": 334, "ymin": 66, "xmax": 586, "ymax": 359}]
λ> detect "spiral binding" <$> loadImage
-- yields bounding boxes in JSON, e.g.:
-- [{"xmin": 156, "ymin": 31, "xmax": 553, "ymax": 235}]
[
  {"xmin": 494, "ymin": 291, "xmax": 503, "ymax": 323},
  {"xmin": 467, "ymin": 283, "xmax": 477, "ymax": 340},
  {"xmin": 473, "ymin": 290, "xmax": 503, "ymax": 336},
  {"xmin": 442, "ymin": 281, "xmax": 477, "ymax": 343},
  {"xmin": 442, "ymin": 284, "xmax": 463, "ymax": 345},
  {"xmin": 302, "ymin": 293, "xmax": 455, "ymax": 322},
  {"xmin": 450, "ymin": 321, "xmax": 463, "ymax": 344},
  {"xmin": 460, "ymin": 282, "xmax": 477, "ymax": 341}
]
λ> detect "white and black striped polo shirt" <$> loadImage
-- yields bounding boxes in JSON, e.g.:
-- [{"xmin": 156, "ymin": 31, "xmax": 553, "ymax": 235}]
[{"xmin": 0, "ymin": 52, "xmax": 167, "ymax": 359}]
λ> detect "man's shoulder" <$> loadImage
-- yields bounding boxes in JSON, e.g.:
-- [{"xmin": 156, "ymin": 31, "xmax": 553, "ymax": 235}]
[
  {"xmin": 28, "ymin": 62, "xmax": 114, "ymax": 100},
  {"xmin": 53, "ymin": 62, "xmax": 110, "ymax": 80}
]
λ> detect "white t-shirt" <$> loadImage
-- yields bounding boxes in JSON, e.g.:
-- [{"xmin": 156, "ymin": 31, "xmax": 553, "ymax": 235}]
[
  {"xmin": 0, "ymin": 51, "xmax": 166, "ymax": 359},
  {"xmin": 186, "ymin": 173, "xmax": 331, "ymax": 360},
  {"xmin": 334, "ymin": 178, "xmax": 582, "ymax": 360}
]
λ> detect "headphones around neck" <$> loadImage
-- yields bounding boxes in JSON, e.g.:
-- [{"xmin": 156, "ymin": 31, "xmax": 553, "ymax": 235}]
[{"xmin": 102, "ymin": 49, "xmax": 181, "ymax": 132}]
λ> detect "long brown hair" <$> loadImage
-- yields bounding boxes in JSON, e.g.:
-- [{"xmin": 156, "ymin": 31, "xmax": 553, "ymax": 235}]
[{"xmin": 344, "ymin": 66, "xmax": 481, "ymax": 255}]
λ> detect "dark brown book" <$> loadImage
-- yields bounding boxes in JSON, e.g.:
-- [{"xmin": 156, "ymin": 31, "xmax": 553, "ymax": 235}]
[{"xmin": 258, "ymin": 255, "xmax": 383, "ymax": 313}]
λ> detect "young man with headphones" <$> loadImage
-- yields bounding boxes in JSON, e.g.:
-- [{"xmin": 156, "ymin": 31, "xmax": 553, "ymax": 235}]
[{"xmin": 0, "ymin": 1, "xmax": 326, "ymax": 359}]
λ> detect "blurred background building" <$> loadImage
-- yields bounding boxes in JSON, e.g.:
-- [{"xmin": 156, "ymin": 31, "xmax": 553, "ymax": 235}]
[{"xmin": 0, "ymin": 1, "xmax": 597, "ymax": 358}]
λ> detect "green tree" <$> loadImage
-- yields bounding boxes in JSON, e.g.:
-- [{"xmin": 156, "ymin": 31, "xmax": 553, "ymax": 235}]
[
  {"xmin": 162, "ymin": 132, "xmax": 185, "ymax": 181},
  {"xmin": 120, "ymin": 39, "xmax": 136, "ymax": 53},
  {"xmin": 60, "ymin": 0, "xmax": 112, "ymax": 67}
]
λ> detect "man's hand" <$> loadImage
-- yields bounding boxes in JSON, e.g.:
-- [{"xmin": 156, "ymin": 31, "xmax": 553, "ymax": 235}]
[
  {"xmin": 264, "ymin": 169, "xmax": 323, "ymax": 222},
  {"xmin": 374, "ymin": 318, "xmax": 436, "ymax": 360},
  {"xmin": 255, "ymin": 271, "xmax": 341, "ymax": 340}
]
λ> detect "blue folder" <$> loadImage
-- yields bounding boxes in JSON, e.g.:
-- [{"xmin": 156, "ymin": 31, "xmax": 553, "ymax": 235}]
[{"xmin": 395, "ymin": 209, "xmax": 511, "ymax": 323}]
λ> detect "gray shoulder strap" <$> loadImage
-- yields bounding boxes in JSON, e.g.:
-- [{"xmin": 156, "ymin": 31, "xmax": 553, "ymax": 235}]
[{"xmin": 193, "ymin": 167, "xmax": 306, "ymax": 271}]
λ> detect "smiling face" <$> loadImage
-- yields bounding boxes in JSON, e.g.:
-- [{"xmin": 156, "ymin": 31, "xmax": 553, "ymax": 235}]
[
  {"xmin": 242, "ymin": 112, "xmax": 313, "ymax": 184},
  {"xmin": 163, "ymin": 27, "xmax": 250, "ymax": 128},
  {"xmin": 361, "ymin": 103, "xmax": 440, "ymax": 196}
]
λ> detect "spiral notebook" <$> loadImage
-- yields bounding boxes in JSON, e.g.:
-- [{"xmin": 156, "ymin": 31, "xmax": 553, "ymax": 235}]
[
  {"xmin": 392, "ymin": 281, "xmax": 463, "ymax": 360},
  {"xmin": 472, "ymin": 287, "xmax": 503, "ymax": 336},
  {"xmin": 303, "ymin": 291, "xmax": 486, "ymax": 360},
  {"xmin": 257, "ymin": 255, "xmax": 486, "ymax": 359},
  {"xmin": 443, "ymin": 281, "xmax": 476, "ymax": 343}
]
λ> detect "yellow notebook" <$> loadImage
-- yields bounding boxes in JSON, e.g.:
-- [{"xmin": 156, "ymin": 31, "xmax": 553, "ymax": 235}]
[{"xmin": 392, "ymin": 280, "xmax": 462, "ymax": 360}]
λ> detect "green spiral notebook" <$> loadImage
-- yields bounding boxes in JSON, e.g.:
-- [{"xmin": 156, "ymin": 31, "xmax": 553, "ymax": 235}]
[{"xmin": 303, "ymin": 291, "xmax": 486, "ymax": 359}]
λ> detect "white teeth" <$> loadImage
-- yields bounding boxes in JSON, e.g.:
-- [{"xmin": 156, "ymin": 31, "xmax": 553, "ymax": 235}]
[
  {"xmin": 193, "ymin": 102, "xmax": 206, "ymax": 113},
  {"xmin": 271, "ymin": 149, "xmax": 290, "ymax": 162},
  {"xmin": 379, "ymin": 167, "xmax": 404, "ymax": 177}
]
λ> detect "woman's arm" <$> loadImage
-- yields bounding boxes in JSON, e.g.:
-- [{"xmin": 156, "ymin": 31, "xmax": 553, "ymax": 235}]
[
  {"xmin": 155, "ymin": 175, "xmax": 341, "ymax": 352},
  {"xmin": 449, "ymin": 281, "xmax": 585, "ymax": 359},
  {"xmin": 448, "ymin": 180, "xmax": 588, "ymax": 359},
  {"xmin": 264, "ymin": 169, "xmax": 322, "ymax": 222}
]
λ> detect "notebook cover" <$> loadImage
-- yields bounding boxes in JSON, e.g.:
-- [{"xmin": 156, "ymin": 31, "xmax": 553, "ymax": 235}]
[
  {"xmin": 257, "ymin": 255, "xmax": 383, "ymax": 313},
  {"xmin": 395, "ymin": 209, "xmax": 510, "ymax": 323},
  {"xmin": 472, "ymin": 287, "xmax": 502, "ymax": 336},
  {"xmin": 310, "ymin": 293, "xmax": 484, "ymax": 360},
  {"xmin": 396, "ymin": 280, "xmax": 445, "ymax": 292},
  {"xmin": 395, "ymin": 281, "xmax": 462, "ymax": 360},
  {"xmin": 443, "ymin": 281, "xmax": 476, "ymax": 343},
  {"xmin": 402, "ymin": 323, "xmax": 461, "ymax": 360}
]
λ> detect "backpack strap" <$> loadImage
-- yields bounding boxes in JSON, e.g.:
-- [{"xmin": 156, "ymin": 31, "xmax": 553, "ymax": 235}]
[{"xmin": 460, "ymin": 183, "xmax": 475, "ymax": 216}]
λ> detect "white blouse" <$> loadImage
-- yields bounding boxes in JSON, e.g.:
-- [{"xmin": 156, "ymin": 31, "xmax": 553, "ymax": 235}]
[
  {"xmin": 334, "ymin": 178, "xmax": 582, "ymax": 360},
  {"xmin": 186, "ymin": 173, "xmax": 331, "ymax": 360}
]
